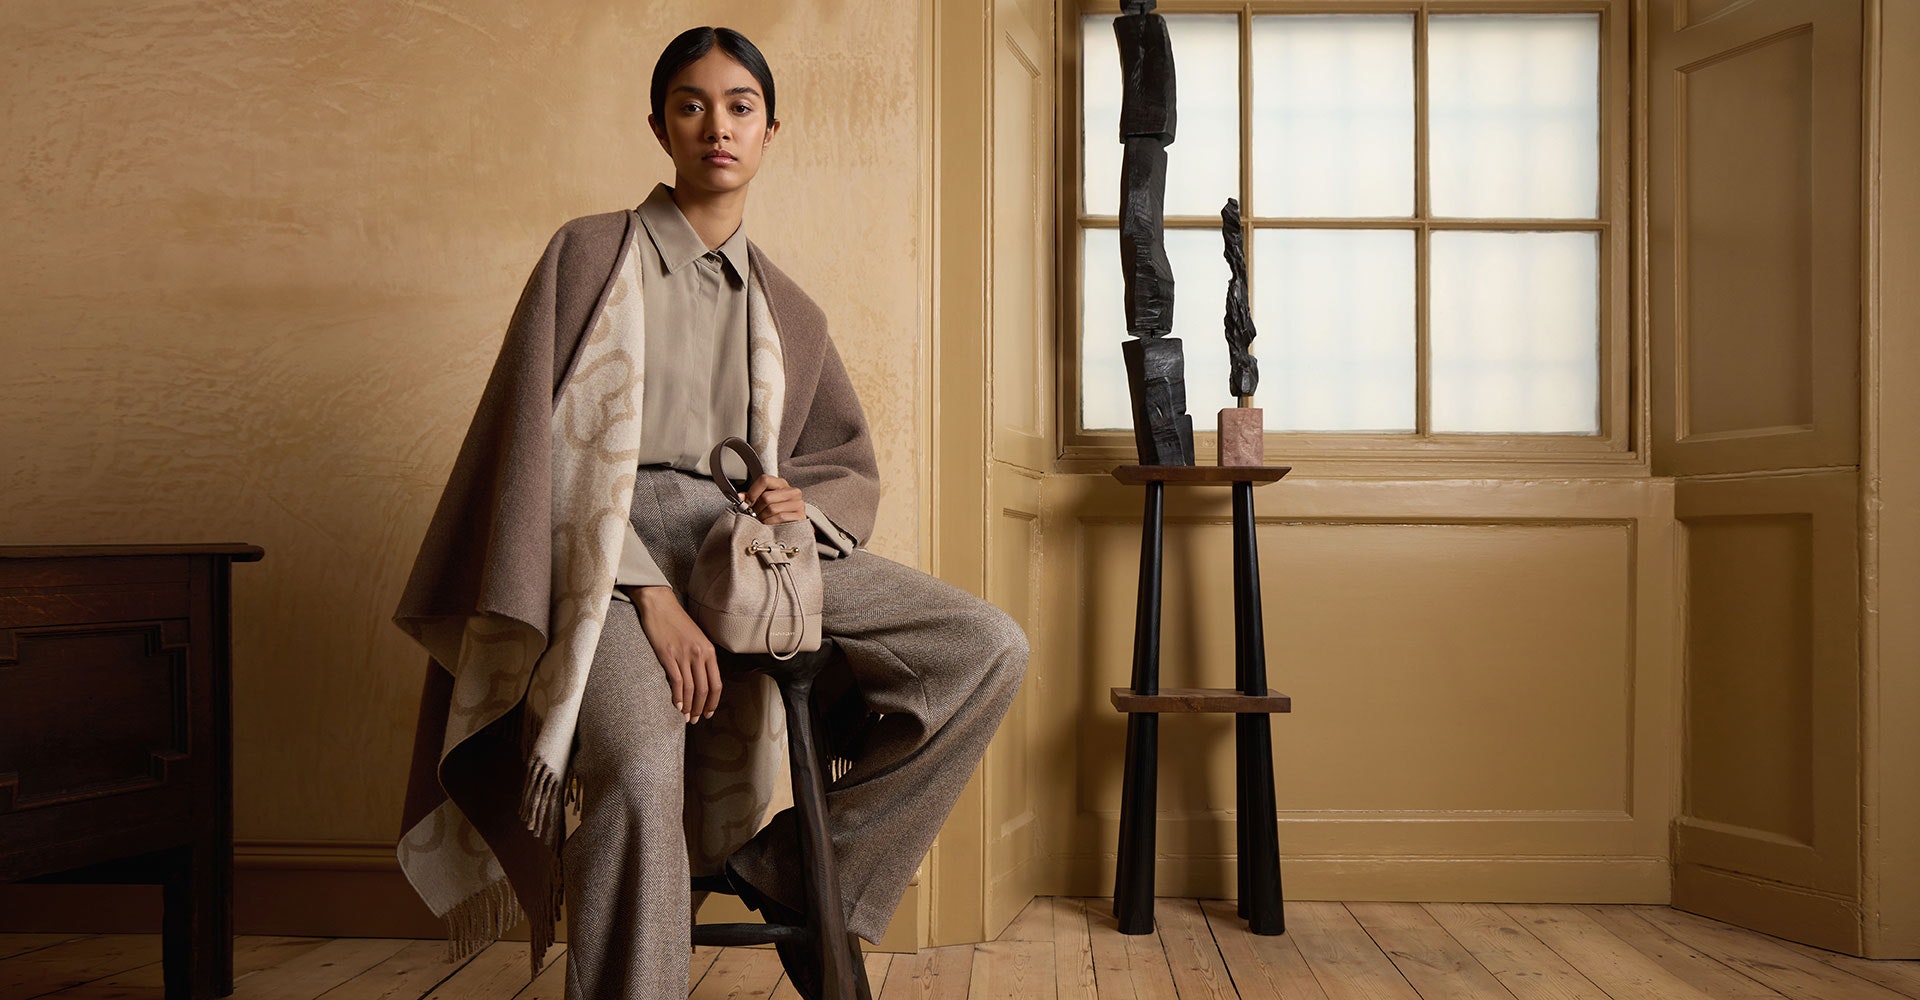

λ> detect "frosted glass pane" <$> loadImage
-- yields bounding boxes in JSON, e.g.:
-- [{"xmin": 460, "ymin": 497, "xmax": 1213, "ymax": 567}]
[
  {"xmin": 1081, "ymin": 15, "xmax": 1240, "ymax": 218},
  {"xmin": 1250, "ymin": 230, "xmax": 1416, "ymax": 431},
  {"xmin": 1083, "ymin": 15, "xmax": 1122, "ymax": 217},
  {"xmin": 1429, "ymin": 14, "xmax": 1600, "ymax": 219},
  {"xmin": 1251, "ymin": 16, "xmax": 1414, "ymax": 218},
  {"xmin": 1080, "ymin": 227, "xmax": 1235, "ymax": 430},
  {"xmin": 1430, "ymin": 231, "xmax": 1599, "ymax": 433}
]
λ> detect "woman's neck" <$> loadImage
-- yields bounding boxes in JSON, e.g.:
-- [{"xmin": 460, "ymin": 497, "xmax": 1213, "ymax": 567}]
[{"xmin": 669, "ymin": 184, "xmax": 747, "ymax": 251}]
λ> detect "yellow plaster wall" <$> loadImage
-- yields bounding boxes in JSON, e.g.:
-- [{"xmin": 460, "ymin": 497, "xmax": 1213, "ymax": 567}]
[{"xmin": 0, "ymin": 0, "xmax": 924, "ymax": 849}]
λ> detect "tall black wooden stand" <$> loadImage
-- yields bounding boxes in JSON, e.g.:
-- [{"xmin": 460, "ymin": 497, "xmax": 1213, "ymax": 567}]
[{"xmin": 1108, "ymin": 466, "xmax": 1291, "ymax": 936}]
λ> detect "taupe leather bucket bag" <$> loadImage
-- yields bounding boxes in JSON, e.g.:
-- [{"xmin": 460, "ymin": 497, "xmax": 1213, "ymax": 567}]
[{"xmin": 687, "ymin": 437, "xmax": 824, "ymax": 659}]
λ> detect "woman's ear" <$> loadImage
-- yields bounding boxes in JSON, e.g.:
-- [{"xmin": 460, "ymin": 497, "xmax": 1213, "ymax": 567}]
[
  {"xmin": 647, "ymin": 113, "xmax": 671, "ymax": 155},
  {"xmin": 764, "ymin": 118, "xmax": 780, "ymax": 146}
]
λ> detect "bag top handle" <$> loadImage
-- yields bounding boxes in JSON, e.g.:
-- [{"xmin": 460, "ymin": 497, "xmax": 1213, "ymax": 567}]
[{"xmin": 707, "ymin": 436, "xmax": 769, "ymax": 510}]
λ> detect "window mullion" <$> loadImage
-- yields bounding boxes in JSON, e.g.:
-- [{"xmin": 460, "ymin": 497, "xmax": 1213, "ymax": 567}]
[
  {"xmin": 1239, "ymin": 4, "xmax": 1255, "ymax": 411},
  {"xmin": 1415, "ymin": 3, "xmax": 1432, "ymax": 438}
]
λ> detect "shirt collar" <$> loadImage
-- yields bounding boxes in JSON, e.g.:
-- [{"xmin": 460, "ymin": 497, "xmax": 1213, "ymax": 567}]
[{"xmin": 638, "ymin": 183, "xmax": 750, "ymax": 281}]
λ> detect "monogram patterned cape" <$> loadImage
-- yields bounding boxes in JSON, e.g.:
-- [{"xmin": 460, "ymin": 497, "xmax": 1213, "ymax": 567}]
[{"xmin": 391, "ymin": 208, "xmax": 880, "ymax": 979}]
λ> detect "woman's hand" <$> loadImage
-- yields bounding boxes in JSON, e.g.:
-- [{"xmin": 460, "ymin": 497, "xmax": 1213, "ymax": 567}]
[
  {"xmin": 742, "ymin": 475, "xmax": 806, "ymax": 525},
  {"xmin": 629, "ymin": 585, "xmax": 720, "ymax": 723}
]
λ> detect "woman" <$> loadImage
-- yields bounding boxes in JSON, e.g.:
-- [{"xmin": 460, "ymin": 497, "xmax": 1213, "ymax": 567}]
[{"xmin": 391, "ymin": 26, "xmax": 1029, "ymax": 1000}]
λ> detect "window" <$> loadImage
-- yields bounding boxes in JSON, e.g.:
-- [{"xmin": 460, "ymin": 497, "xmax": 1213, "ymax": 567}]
[{"xmin": 1068, "ymin": 3, "xmax": 1628, "ymax": 462}]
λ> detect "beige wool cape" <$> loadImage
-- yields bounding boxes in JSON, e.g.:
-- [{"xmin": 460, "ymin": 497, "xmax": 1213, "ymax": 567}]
[{"xmin": 392, "ymin": 207, "xmax": 880, "ymax": 978}]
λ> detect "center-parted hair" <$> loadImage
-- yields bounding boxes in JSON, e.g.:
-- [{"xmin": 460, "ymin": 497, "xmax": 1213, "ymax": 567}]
[{"xmin": 649, "ymin": 26, "xmax": 777, "ymax": 125}]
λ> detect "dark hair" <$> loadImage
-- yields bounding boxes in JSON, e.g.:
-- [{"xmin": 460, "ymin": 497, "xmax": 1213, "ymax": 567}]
[{"xmin": 649, "ymin": 26, "xmax": 777, "ymax": 125}]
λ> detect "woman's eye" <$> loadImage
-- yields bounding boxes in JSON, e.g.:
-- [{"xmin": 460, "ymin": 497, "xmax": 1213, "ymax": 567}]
[
  {"xmin": 681, "ymin": 103, "xmax": 702, "ymax": 114},
  {"xmin": 733, "ymin": 104, "xmax": 754, "ymax": 115}
]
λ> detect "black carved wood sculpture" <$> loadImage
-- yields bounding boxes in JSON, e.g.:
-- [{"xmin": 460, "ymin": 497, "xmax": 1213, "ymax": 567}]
[
  {"xmin": 1221, "ymin": 198, "xmax": 1260, "ymax": 400},
  {"xmin": 1115, "ymin": 0, "xmax": 1194, "ymax": 466}
]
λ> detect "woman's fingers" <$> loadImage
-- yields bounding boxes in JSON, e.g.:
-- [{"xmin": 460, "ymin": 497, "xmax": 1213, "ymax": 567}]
[
  {"xmin": 700, "ymin": 653, "xmax": 723, "ymax": 720},
  {"xmin": 662, "ymin": 655, "xmax": 690, "ymax": 721},
  {"xmin": 633, "ymin": 588, "xmax": 715, "ymax": 725},
  {"xmin": 695, "ymin": 648, "xmax": 718, "ymax": 725},
  {"xmin": 744, "ymin": 475, "xmax": 805, "ymax": 523},
  {"xmin": 742, "ymin": 474, "xmax": 785, "ymax": 505}
]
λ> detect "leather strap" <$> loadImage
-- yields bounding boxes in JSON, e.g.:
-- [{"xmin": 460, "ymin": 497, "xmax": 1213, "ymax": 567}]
[{"xmin": 707, "ymin": 436, "xmax": 769, "ymax": 510}]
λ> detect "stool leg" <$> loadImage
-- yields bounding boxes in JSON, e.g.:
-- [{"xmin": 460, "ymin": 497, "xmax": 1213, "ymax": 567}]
[
  {"xmin": 1114, "ymin": 481, "xmax": 1165, "ymax": 935},
  {"xmin": 1231, "ymin": 481, "xmax": 1283, "ymax": 935},
  {"xmin": 780, "ymin": 675, "xmax": 865, "ymax": 1000}
]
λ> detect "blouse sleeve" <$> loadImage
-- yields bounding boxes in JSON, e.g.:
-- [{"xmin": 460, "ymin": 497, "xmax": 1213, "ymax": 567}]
[{"xmin": 611, "ymin": 520, "xmax": 670, "ymax": 600}]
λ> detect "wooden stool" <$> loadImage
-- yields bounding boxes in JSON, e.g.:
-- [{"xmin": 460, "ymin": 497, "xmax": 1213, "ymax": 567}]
[
  {"xmin": 690, "ymin": 641, "xmax": 872, "ymax": 1000},
  {"xmin": 1108, "ymin": 466, "xmax": 1292, "ymax": 936}
]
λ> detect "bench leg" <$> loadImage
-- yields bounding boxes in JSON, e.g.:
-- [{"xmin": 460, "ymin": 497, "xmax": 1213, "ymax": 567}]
[{"xmin": 161, "ymin": 840, "xmax": 231, "ymax": 999}]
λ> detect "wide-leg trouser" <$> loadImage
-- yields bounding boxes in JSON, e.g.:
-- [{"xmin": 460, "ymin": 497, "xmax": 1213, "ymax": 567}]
[{"xmin": 562, "ymin": 467, "xmax": 1029, "ymax": 1000}]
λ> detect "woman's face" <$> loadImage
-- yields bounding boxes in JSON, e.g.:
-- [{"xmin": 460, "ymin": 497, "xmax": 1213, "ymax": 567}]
[{"xmin": 649, "ymin": 50, "xmax": 779, "ymax": 199}]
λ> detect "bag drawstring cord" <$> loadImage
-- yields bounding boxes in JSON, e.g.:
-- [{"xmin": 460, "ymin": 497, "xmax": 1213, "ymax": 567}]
[{"xmin": 765, "ymin": 558, "xmax": 807, "ymax": 660}]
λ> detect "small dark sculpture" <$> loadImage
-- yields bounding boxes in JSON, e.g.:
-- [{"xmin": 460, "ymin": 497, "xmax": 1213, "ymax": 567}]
[
  {"xmin": 1114, "ymin": 0, "xmax": 1193, "ymax": 465},
  {"xmin": 1221, "ymin": 198, "xmax": 1259, "ymax": 400}
]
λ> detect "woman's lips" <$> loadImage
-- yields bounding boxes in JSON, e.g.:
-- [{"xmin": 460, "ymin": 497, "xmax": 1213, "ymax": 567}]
[{"xmin": 703, "ymin": 151, "xmax": 736, "ymax": 165}]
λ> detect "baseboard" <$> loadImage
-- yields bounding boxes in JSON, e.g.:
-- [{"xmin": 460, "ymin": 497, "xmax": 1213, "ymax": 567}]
[
  {"xmin": 1672, "ymin": 861, "xmax": 1863, "ymax": 955},
  {"xmin": 1051, "ymin": 853, "xmax": 1673, "ymax": 903},
  {"xmin": 0, "ymin": 840, "xmax": 924, "ymax": 953}
]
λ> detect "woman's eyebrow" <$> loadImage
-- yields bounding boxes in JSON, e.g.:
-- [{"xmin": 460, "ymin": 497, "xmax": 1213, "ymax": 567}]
[{"xmin": 672, "ymin": 84, "xmax": 762, "ymax": 99}]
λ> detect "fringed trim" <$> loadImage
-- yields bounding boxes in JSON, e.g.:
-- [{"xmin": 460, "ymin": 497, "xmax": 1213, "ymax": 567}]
[
  {"xmin": 519, "ymin": 755, "xmax": 567, "ymax": 845},
  {"xmin": 441, "ymin": 877, "xmax": 524, "ymax": 965},
  {"xmin": 525, "ymin": 840, "xmax": 563, "ymax": 982},
  {"xmin": 511, "ymin": 725, "xmax": 577, "ymax": 983}
]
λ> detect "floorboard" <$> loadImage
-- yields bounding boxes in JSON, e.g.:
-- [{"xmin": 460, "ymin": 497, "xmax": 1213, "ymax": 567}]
[
  {"xmin": 1155, "ymin": 900, "xmax": 1235, "ymax": 1000},
  {"xmin": 1502, "ymin": 903, "xmax": 1726, "ymax": 1000},
  {"xmin": 0, "ymin": 935, "xmax": 164, "ymax": 1000},
  {"xmin": 1051, "ymin": 899, "xmax": 1097, "ymax": 1000},
  {"xmin": 876, "ymin": 944, "xmax": 971, "ymax": 1000},
  {"xmin": 969, "ymin": 941, "xmax": 1054, "ymax": 1000},
  {"xmin": 688, "ymin": 946, "xmax": 783, "ymax": 1000},
  {"xmin": 1199, "ymin": 898, "xmax": 1326, "ymax": 1000},
  {"xmin": 1345, "ymin": 901, "xmax": 1513, "ymax": 1000},
  {"xmin": 227, "ymin": 938, "xmax": 413, "ymax": 1000},
  {"xmin": 1773, "ymin": 938, "xmax": 1920, "ymax": 1000},
  {"xmin": 1422, "ymin": 902, "xmax": 1609, "ymax": 1000},
  {"xmin": 7, "ymin": 898, "xmax": 1917, "ymax": 1000},
  {"xmin": 1285, "ymin": 901, "xmax": 1421, "ymax": 1000},
  {"xmin": 422, "ymin": 940, "xmax": 535, "ymax": 1000},
  {"xmin": 1573, "ymin": 905, "xmax": 1786, "ymax": 1000},
  {"xmin": 1631, "ymin": 906, "xmax": 1910, "ymax": 1000},
  {"xmin": 0, "ymin": 940, "xmax": 81, "ymax": 966}
]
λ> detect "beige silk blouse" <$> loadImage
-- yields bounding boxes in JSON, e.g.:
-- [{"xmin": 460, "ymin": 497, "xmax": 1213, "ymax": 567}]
[{"xmin": 613, "ymin": 184, "xmax": 855, "ymax": 594}]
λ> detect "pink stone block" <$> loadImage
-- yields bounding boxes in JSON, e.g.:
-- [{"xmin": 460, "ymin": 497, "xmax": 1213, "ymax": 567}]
[{"xmin": 1216, "ymin": 407, "xmax": 1264, "ymax": 467}]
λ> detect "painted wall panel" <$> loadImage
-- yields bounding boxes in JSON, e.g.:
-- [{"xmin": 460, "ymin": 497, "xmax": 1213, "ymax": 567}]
[
  {"xmin": 1038, "ymin": 475, "xmax": 1677, "ymax": 902},
  {"xmin": 0, "ymin": 0, "xmax": 925, "ymax": 851},
  {"xmin": 1683, "ymin": 513, "xmax": 1814, "ymax": 843},
  {"xmin": 1679, "ymin": 30, "xmax": 1815, "ymax": 437}
]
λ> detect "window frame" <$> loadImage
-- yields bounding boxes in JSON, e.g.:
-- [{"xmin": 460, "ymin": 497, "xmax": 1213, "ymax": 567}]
[{"xmin": 1056, "ymin": 0, "xmax": 1638, "ymax": 475}]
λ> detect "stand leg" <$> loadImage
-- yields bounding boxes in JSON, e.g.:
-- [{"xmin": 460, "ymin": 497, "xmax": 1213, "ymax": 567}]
[
  {"xmin": 1113, "ymin": 482, "xmax": 1165, "ymax": 935},
  {"xmin": 1231, "ymin": 481, "xmax": 1284, "ymax": 935},
  {"xmin": 1112, "ymin": 713, "xmax": 1159, "ymax": 934}
]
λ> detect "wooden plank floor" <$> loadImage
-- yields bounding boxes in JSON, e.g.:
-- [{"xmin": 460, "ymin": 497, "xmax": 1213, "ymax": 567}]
[{"xmin": 3, "ymin": 900, "xmax": 1917, "ymax": 1000}]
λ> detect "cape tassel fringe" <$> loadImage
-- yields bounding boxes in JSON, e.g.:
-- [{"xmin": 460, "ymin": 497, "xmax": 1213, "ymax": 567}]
[
  {"xmin": 440, "ymin": 877, "xmax": 524, "ymax": 965},
  {"xmin": 514, "ymin": 744, "xmax": 583, "ymax": 981}
]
